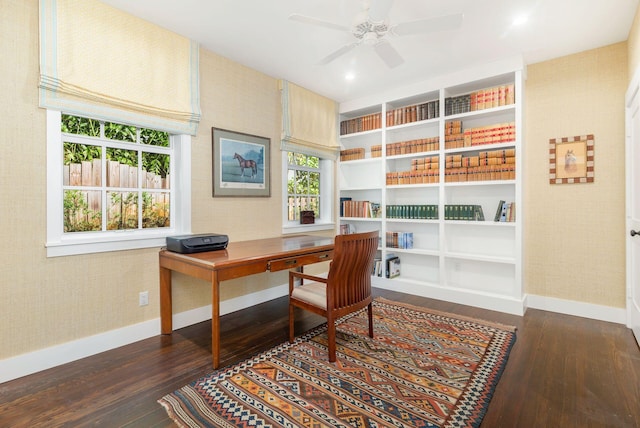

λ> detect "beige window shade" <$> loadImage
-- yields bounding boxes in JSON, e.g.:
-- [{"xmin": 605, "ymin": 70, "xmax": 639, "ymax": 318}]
[
  {"xmin": 280, "ymin": 80, "xmax": 339, "ymax": 159},
  {"xmin": 39, "ymin": 0, "xmax": 201, "ymax": 135}
]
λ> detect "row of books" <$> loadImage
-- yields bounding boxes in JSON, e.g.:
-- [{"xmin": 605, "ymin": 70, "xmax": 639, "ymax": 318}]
[
  {"xmin": 340, "ymin": 202, "xmax": 514, "ymax": 222},
  {"xmin": 446, "ymin": 156, "xmax": 515, "ymax": 168},
  {"xmin": 386, "ymin": 100, "xmax": 440, "ymax": 127},
  {"xmin": 445, "ymin": 149, "xmax": 516, "ymax": 168},
  {"xmin": 386, "ymin": 204, "xmax": 439, "ymax": 220},
  {"xmin": 443, "ymin": 204, "xmax": 486, "ymax": 221},
  {"xmin": 386, "ymin": 170, "xmax": 440, "ymax": 185},
  {"xmin": 340, "ymin": 198, "xmax": 381, "ymax": 218},
  {"xmin": 444, "ymin": 84, "xmax": 515, "ymax": 116},
  {"xmin": 445, "ymin": 123, "xmax": 516, "ymax": 149},
  {"xmin": 340, "ymin": 148, "xmax": 365, "ymax": 161},
  {"xmin": 340, "ymin": 112, "xmax": 382, "ymax": 135},
  {"xmin": 341, "ymin": 137, "xmax": 439, "ymax": 161},
  {"xmin": 410, "ymin": 156, "xmax": 439, "ymax": 170},
  {"xmin": 340, "ymin": 82, "xmax": 515, "ymax": 135},
  {"xmin": 372, "ymin": 254, "xmax": 401, "ymax": 278},
  {"xmin": 386, "ymin": 232, "xmax": 413, "ymax": 249},
  {"xmin": 444, "ymin": 165, "xmax": 516, "ymax": 182},
  {"xmin": 386, "ymin": 137, "xmax": 440, "ymax": 156},
  {"xmin": 493, "ymin": 200, "xmax": 516, "ymax": 222}
]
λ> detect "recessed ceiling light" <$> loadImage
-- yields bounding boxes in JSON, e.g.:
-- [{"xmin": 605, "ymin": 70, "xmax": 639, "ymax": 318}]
[
  {"xmin": 345, "ymin": 72, "xmax": 355, "ymax": 81},
  {"xmin": 512, "ymin": 14, "xmax": 528, "ymax": 26}
]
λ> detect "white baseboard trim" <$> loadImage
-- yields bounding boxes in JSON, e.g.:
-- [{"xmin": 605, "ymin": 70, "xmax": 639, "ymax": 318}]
[
  {"xmin": 526, "ymin": 294, "xmax": 627, "ymax": 324},
  {"xmin": 372, "ymin": 277, "xmax": 527, "ymax": 316},
  {"xmin": 0, "ymin": 284, "xmax": 288, "ymax": 384},
  {"xmin": 1, "ymin": 285, "xmax": 627, "ymax": 384}
]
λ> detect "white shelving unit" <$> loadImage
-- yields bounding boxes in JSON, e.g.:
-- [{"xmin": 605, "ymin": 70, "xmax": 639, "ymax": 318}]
[{"xmin": 338, "ymin": 60, "xmax": 525, "ymax": 315}]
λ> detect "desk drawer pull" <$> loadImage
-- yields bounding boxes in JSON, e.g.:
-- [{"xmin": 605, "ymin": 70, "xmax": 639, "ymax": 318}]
[
  {"xmin": 318, "ymin": 253, "xmax": 329, "ymax": 259},
  {"xmin": 285, "ymin": 259, "xmax": 298, "ymax": 265}
]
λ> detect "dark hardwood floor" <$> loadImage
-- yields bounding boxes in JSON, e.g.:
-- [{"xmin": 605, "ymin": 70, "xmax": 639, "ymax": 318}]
[{"xmin": 1, "ymin": 288, "xmax": 639, "ymax": 427}]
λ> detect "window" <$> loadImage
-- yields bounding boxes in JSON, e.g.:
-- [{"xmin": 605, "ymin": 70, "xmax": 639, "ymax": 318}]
[
  {"xmin": 282, "ymin": 151, "xmax": 334, "ymax": 233},
  {"xmin": 46, "ymin": 110, "xmax": 191, "ymax": 257}
]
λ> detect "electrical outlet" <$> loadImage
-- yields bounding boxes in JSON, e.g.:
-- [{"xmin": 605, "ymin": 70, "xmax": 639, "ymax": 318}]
[{"xmin": 139, "ymin": 291, "xmax": 149, "ymax": 306}]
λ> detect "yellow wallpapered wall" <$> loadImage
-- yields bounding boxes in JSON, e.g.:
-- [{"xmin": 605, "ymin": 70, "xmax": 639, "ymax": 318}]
[
  {"xmin": 0, "ymin": 0, "xmax": 299, "ymax": 360},
  {"xmin": 523, "ymin": 42, "xmax": 627, "ymax": 307}
]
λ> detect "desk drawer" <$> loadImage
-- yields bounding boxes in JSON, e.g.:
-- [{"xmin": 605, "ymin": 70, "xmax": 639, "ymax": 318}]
[{"xmin": 268, "ymin": 250, "xmax": 332, "ymax": 272}]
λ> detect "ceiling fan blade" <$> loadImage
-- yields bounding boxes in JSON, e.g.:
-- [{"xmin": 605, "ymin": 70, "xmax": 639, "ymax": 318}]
[
  {"xmin": 318, "ymin": 43, "xmax": 359, "ymax": 65},
  {"xmin": 374, "ymin": 39, "xmax": 404, "ymax": 68},
  {"xmin": 288, "ymin": 13, "xmax": 350, "ymax": 32},
  {"xmin": 368, "ymin": 0, "xmax": 394, "ymax": 23},
  {"xmin": 392, "ymin": 13, "xmax": 463, "ymax": 36}
]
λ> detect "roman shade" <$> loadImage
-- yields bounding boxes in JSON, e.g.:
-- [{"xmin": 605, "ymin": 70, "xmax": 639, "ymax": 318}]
[
  {"xmin": 280, "ymin": 80, "xmax": 339, "ymax": 159},
  {"xmin": 39, "ymin": 0, "xmax": 201, "ymax": 135}
]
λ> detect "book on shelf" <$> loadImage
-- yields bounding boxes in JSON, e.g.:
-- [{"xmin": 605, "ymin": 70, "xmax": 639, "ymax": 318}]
[
  {"xmin": 339, "ymin": 223, "xmax": 356, "ymax": 234},
  {"xmin": 445, "ymin": 83, "xmax": 515, "ymax": 116},
  {"xmin": 493, "ymin": 200, "xmax": 516, "ymax": 222},
  {"xmin": 339, "ymin": 197, "xmax": 352, "ymax": 217},
  {"xmin": 493, "ymin": 200, "xmax": 505, "ymax": 221},
  {"xmin": 341, "ymin": 200, "xmax": 381, "ymax": 218},
  {"xmin": 444, "ymin": 148, "xmax": 516, "ymax": 182},
  {"xmin": 444, "ymin": 204, "xmax": 485, "ymax": 221},
  {"xmin": 386, "ymin": 137, "xmax": 439, "ymax": 156},
  {"xmin": 386, "ymin": 99, "xmax": 439, "ymax": 127},
  {"xmin": 385, "ymin": 254, "xmax": 401, "ymax": 279},
  {"xmin": 386, "ymin": 204, "xmax": 438, "ymax": 220},
  {"xmin": 372, "ymin": 257, "xmax": 383, "ymax": 277},
  {"xmin": 340, "ymin": 112, "xmax": 382, "ymax": 135},
  {"xmin": 386, "ymin": 231, "xmax": 414, "ymax": 249},
  {"xmin": 340, "ymin": 148, "xmax": 365, "ymax": 161}
]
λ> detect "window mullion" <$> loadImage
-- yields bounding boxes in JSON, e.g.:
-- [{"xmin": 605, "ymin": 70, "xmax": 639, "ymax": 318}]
[{"xmin": 138, "ymin": 149, "xmax": 143, "ymax": 229}]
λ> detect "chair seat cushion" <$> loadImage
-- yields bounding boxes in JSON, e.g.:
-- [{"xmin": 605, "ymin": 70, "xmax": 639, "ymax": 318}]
[{"xmin": 291, "ymin": 281, "xmax": 327, "ymax": 309}]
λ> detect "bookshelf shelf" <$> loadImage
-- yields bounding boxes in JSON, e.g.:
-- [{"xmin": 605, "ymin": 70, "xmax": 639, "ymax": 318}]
[
  {"xmin": 338, "ymin": 62, "xmax": 524, "ymax": 315},
  {"xmin": 339, "ymin": 217, "xmax": 382, "ymax": 222},
  {"xmin": 444, "ymin": 252, "xmax": 516, "ymax": 265},
  {"xmin": 444, "ymin": 220, "xmax": 516, "ymax": 227}
]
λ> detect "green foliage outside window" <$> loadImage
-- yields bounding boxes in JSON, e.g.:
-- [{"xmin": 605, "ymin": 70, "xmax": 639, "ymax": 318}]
[
  {"xmin": 63, "ymin": 190, "xmax": 101, "ymax": 232},
  {"xmin": 61, "ymin": 114, "xmax": 172, "ymax": 232},
  {"xmin": 62, "ymin": 114, "xmax": 170, "ymax": 177},
  {"xmin": 107, "ymin": 192, "xmax": 138, "ymax": 230},
  {"xmin": 104, "ymin": 121, "xmax": 136, "ymax": 142},
  {"xmin": 287, "ymin": 152, "xmax": 321, "ymax": 220},
  {"xmin": 142, "ymin": 192, "xmax": 170, "ymax": 228},
  {"xmin": 61, "ymin": 114, "xmax": 100, "ymax": 137}
]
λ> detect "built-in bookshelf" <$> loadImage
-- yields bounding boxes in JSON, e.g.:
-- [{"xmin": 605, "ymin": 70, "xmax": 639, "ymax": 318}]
[{"xmin": 338, "ymin": 61, "xmax": 524, "ymax": 315}]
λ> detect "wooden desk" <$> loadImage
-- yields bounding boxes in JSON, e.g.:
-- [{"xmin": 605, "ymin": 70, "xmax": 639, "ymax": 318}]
[{"xmin": 159, "ymin": 234, "xmax": 334, "ymax": 368}]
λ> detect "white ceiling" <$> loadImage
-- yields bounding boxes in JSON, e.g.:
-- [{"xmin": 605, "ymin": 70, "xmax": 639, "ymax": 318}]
[{"xmin": 99, "ymin": 0, "xmax": 638, "ymax": 103}]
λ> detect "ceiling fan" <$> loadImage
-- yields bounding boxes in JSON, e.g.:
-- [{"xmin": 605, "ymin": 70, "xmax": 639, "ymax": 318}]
[{"xmin": 289, "ymin": 0, "xmax": 463, "ymax": 68}]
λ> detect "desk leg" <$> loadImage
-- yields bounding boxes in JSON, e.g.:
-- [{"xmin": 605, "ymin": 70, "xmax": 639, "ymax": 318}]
[
  {"xmin": 212, "ymin": 271, "xmax": 220, "ymax": 369},
  {"xmin": 160, "ymin": 266, "xmax": 172, "ymax": 334}
]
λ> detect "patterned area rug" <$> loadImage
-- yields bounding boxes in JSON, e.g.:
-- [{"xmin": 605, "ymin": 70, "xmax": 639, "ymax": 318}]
[{"xmin": 159, "ymin": 298, "xmax": 516, "ymax": 427}]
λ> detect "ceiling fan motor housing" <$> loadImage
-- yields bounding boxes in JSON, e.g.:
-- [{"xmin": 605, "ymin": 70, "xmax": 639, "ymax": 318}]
[{"xmin": 353, "ymin": 20, "xmax": 389, "ymax": 43}]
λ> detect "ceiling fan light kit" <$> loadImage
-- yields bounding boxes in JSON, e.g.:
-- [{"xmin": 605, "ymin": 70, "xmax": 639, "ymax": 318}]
[{"xmin": 289, "ymin": 0, "xmax": 463, "ymax": 68}]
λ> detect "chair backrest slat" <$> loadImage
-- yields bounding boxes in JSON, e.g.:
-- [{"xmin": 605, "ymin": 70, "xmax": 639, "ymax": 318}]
[{"xmin": 326, "ymin": 230, "xmax": 379, "ymax": 310}]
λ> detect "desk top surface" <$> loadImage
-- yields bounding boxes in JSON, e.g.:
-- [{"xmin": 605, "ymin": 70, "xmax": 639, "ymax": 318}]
[{"xmin": 159, "ymin": 234, "xmax": 334, "ymax": 269}]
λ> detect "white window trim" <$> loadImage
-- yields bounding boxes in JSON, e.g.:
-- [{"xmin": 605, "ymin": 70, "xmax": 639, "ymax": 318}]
[
  {"xmin": 281, "ymin": 151, "xmax": 335, "ymax": 234},
  {"xmin": 45, "ymin": 110, "xmax": 191, "ymax": 257}
]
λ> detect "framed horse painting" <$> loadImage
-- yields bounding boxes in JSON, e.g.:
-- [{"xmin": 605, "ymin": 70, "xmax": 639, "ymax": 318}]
[
  {"xmin": 212, "ymin": 128, "xmax": 270, "ymax": 197},
  {"xmin": 549, "ymin": 134, "xmax": 594, "ymax": 184}
]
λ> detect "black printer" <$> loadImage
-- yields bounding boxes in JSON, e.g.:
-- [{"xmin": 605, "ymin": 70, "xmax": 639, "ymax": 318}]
[{"xmin": 166, "ymin": 233, "xmax": 228, "ymax": 254}]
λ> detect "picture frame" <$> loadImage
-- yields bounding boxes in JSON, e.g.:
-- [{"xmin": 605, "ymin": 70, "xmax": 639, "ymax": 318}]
[
  {"xmin": 212, "ymin": 128, "xmax": 270, "ymax": 197},
  {"xmin": 549, "ymin": 134, "xmax": 594, "ymax": 184}
]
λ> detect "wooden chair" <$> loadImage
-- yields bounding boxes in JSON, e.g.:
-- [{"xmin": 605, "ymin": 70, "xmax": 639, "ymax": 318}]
[{"xmin": 288, "ymin": 230, "xmax": 379, "ymax": 362}]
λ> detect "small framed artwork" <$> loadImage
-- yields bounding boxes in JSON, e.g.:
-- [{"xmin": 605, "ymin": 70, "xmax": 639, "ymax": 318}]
[
  {"xmin": 549, "ymin": 135, "xmax": 594, "ymax": 184},
  {"xmin": 212, "ymin": 128, "xmax": 270, "ymax": 197}
]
